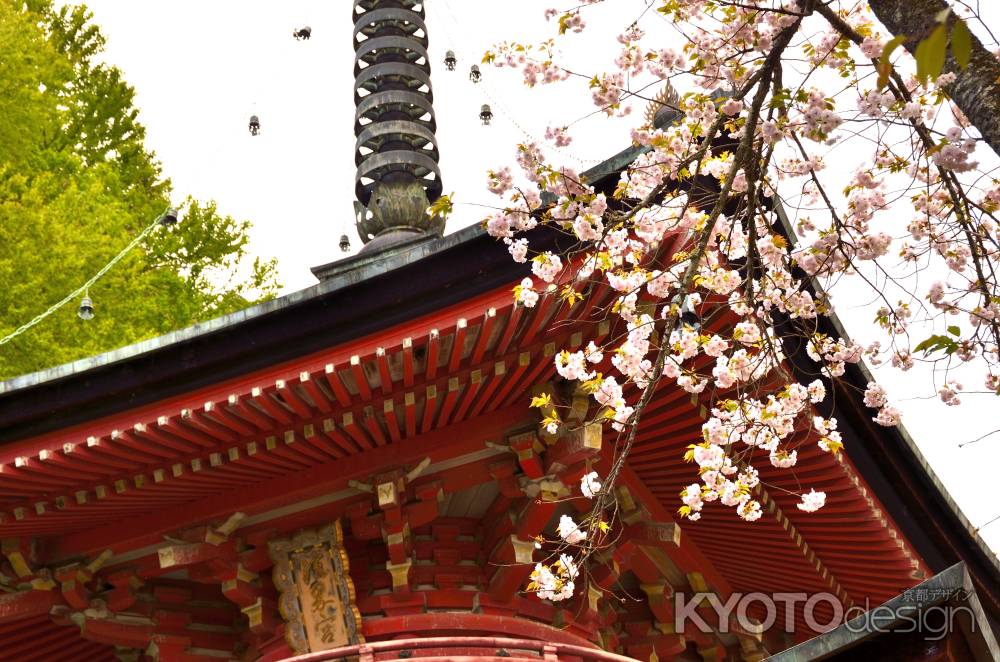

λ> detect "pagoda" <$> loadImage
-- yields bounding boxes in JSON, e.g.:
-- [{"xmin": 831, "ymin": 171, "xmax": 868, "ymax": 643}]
[{"xmin": 0, "ymin": 2, "xmax": 998, "ymax": 661}]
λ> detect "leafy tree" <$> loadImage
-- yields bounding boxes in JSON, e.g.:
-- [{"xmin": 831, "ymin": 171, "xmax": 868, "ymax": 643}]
[
  {"xmin": 475, "ymin": 0, "xmax": 1000, "ymax": 600},
  {"xmin": 0, "ymin": 2, "xmax": 279, "ymax": 379}
]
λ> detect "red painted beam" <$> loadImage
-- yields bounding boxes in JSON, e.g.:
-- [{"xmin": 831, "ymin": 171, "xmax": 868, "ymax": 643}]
[
  {"xmin": 350, "ymin": 356, "xmax": 373, "ymax": 402},
  {"xmin": 437, "ymin": 378, "xmax": 462, "ymax": 428},
  {"xmin": 0, "ymin": 623, "xmax": 88, "ymax": 659},
  {"xmin": 360, "ymin": 614, "xmax": 600, "ymax": 649},
  {"xmin": 79, "ymin": 617, "xmax": 155, "ymax": 648},
  {"xmin": 363, "ymin": 409, "xmax": 388, "ymax": 448},
  {"xmin": 0, "ymin": 589, "xmax": 63, "ymax": 623},
  {"xmin": 382, "ymin": 400, "xmax": 402, "ymax": 443},
  {"xmin": 616, "ymin": 464, "xmax": 735, "ymax": 598},
  {"xmin": 468, "ymin": 361, "xmax": 507, "ymax": 419},
  {"xmin": 425, "ymin": 329, "xmax": 441, "ymax": 382},
  {"xmin": 449, "ymin": 319, "xmax": 468, "ymax": 373},
  {"xmin": 276, "ymin": 380, "xmax": 314, "ymax": 420},
  {"xmin": 470, "ymin": 308, "xmax": 497, "ymax": 365},
  {"xmin": 495, "ymin": 305, "xmax": 525, "ymax": 357},
  {"xmin": 375, "ymin": 348, "xmax": 394, "ymax": 396},
  {"xmin": 297, "ymin": 372, "xmax": 333, "ymax": 415},
  {"xmin": 133, "ymin": 422, "xmax": 200, "ymax": 455},
  {"xmin": 453, "ymin": 369, "xmax": 483, "ymax": 423},
  {"xmin": 251, "ymin": 388, "xmax": 293, "ymax": 427},
  {"xmin": 48, "ymin": 405, "xmax": 532, "ymax": 560},
  {"xmin": 421, "ymin": 385, "xmax": 439, "ymax": 435},
  {"xmin": 319, "ymin": 419, "xmax": 358, "ymax": 455},
  {"xmin": 0, "ymin": 286, "xmax": 518, "ymax": 464},
  {"xmin": 280, "ymin": 430, "xmax": 328, "ymax": 464},
  {"xmin": 517, "ymin": 303, "xmax": 550, "ymax": 347},
  {"xmin": 342, "ymin": 412, "xmax": 374, "ymax": 450},
  {"xmin": 491, "ymin": 353, "xmax": 531, "ymax": 410},
  {"xmin": 404, "ymin": 392, "xmax": 417, "ymax": 438},
  {"xmin": 302, "ymin": 424, "xmax": 345, "ymax": 460},
  {"xmin": 402, "ymin": 337, "xmax": 415, "ymax": 388},
  {"xmin": 487, "ymin": 535, "xmax": 536, "ymax": 602},
  {"xmin": 323, "ymin": 363, "xmax": 353, "ymax": 408}
]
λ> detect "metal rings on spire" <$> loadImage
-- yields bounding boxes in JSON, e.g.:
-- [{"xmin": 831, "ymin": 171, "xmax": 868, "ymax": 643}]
[{"xmin": 352, "ymin": 1, "xmax": 442, "ymax": 208}]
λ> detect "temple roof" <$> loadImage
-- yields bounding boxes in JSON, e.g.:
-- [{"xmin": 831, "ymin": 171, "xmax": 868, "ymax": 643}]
[
  {"xmin": 0, "ymin": 133, "xmax": 663, "ymax": 436},
  {"xmin": 0, "ymin": 132, "xmax": 998, "ymax": 648},
  {"xmin": 0, "ymin": 222, "xmax": 513, "ymax": 440}
]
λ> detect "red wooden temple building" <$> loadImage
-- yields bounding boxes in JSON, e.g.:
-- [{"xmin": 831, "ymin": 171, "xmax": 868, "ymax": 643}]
[{"xmin": 0, "ymin": 2, "xmax": 998, "ymax": 660}]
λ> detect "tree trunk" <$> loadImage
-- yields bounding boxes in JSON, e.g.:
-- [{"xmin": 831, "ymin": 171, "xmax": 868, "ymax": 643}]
[{"xmin": 868, "ymin": 0, "xmax": 1000, "ymax": 156}]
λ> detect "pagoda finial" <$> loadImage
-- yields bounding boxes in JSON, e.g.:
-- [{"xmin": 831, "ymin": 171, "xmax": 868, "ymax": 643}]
[
  {"xmin": 643, "ymin": 81, "xmax": 681, "ymax": 129},
  {"xmin": 352, "ymin": 0, "xmax": 444, "ymax": 253}
]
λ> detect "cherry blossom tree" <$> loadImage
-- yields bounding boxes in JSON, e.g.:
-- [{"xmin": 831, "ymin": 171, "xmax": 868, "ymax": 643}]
[{"xmin": 464, "ymin": 0, "xmax": 1000, "ymax": 602}]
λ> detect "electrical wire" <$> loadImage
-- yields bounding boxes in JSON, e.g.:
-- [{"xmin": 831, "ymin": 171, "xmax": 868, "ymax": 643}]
[
  {"xmin": 1, "ymin": 16, "xmax": 309, "ymax": 348},
  {"xmin": 0, "ymin": 208, "xmax": 172, "ymax": 347}
]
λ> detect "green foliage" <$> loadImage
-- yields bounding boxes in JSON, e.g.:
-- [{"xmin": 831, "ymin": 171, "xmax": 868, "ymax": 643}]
[
  {"xmin": 876, "ymin": 35, "xmax": 906, "ymax": 89},
  {"xmin": 951, "ymin": 19, "xmax": 972, "ymax": 70},
  {"xmin": 915, "ymin": 24, "xmax": 948, "ymax": 85},
  {"xmin": 879, "ymin": 9, "xmax": 973, "ymax": 90},
  {"xmin": 913, "ymin": 326, "xmax": 962, "ymax": 357},
  {"xmin": 913, "ymin": 9, "xmax": 973, "ymax": 86},
  {"xmin": 913, "ymin": 334, "xmax": 958, "ymax": 356},
  {"xmin": 427, "ymin": 193, "xmax": 455, "ymax": 221},
  {"xmin": 0, "ymin": 2, "xmax": 280, "ymax": 380}
]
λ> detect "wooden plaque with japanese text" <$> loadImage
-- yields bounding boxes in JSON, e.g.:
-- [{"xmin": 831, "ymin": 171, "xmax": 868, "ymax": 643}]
[{"xmin": 268, "ymin": 520, "xmax": 363, "ymax": 654}]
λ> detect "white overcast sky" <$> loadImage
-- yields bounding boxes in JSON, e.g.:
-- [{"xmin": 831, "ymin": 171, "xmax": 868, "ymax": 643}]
[{"xmin": 70, "ymin": 1, "xmax": 1000, "ymax": 553}]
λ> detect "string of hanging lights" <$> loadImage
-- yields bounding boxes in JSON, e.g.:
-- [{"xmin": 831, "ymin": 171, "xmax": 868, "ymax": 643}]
[
  {"xmin": 0, "ymin": 208, "xmax": 179, "ymax": 346},
  {"xmin": 432, "ymin": 0, "xmax": 601, "ymax": 165},
  {"xmin": 4, "ymin": 16, "xmax": 322, "ymax": 346},
  {"xmin": 249, "ymin": 22, "xmax": 314, "ymax": 136}
]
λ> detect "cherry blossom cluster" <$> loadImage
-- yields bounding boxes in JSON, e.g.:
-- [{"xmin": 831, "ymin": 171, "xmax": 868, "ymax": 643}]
[
  {"xmin": 527, "ymin": 553, "xmax": 579, "ymax": 601},
  {"xmin": 482, "ymin": 0, "xmax": 999, "ymax": 602},
  {"xmin": 526, "ymin": 472, "xmax": 603, "ymax": 602}
]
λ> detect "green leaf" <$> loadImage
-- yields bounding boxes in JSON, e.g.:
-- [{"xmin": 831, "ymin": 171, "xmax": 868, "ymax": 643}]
[
  {"xmin": 947, "ymin": 325, "xmax": 961, "ymax": 336},
  {"xmin": 427, "ymin": 193, "xmax": 455, "ymax": 220},
  {"xmin": 913, "ymin": 334, "xmax": 958, "ymax": 356},
  {"xmin": 915, "ymin": 25, "xmax": 948, "ymax": 85},
  {"xmin": 877, "ymin": 35, "xmax": 908, "ymax": 89},
  {"xmin": 951, "ymin": 20, "xmax": 972, "ymax": 70},
  {"xmin": 530, "ymin": 392, "xmax": 552, "ymax": 408}
]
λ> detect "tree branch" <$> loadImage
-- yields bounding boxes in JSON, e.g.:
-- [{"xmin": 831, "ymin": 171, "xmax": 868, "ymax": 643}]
[{"xmin": 865, "ymin": 0, "xmax": 1000, "ymax": 155}]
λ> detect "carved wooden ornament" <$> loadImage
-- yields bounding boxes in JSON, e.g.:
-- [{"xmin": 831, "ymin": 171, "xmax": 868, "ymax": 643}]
[{"xmin": 268, "ymin": 520, "xmax": 363, "ymax": 654}]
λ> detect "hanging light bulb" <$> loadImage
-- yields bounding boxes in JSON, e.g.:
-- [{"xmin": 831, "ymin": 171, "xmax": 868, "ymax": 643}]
[
  {"xmin": 78, "ymin": 295, "xmax": 95, "ymax": 321},
  {"xmin": 444, "ymin": 50, "xmax": 457, "ymax": 71},
  {"xmin": 469, "ymin": 64, "xmax": 481, "ymax": 83},
  {"xmin": 479, "ymin": 104, "xmax": 493, "ymax": 125},
  {"xmin": 159, "ymin": 208, "xmax": 179, "ymax": 226},
  {"xmin": 339, "ymin": 233, "xmax": 351, "ymax": 252}
]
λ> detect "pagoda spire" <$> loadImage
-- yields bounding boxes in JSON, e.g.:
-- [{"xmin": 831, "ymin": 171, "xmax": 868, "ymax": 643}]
[{"xmin": 352, "ymin": 0, "xmax": 444, "ymax": 253}]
